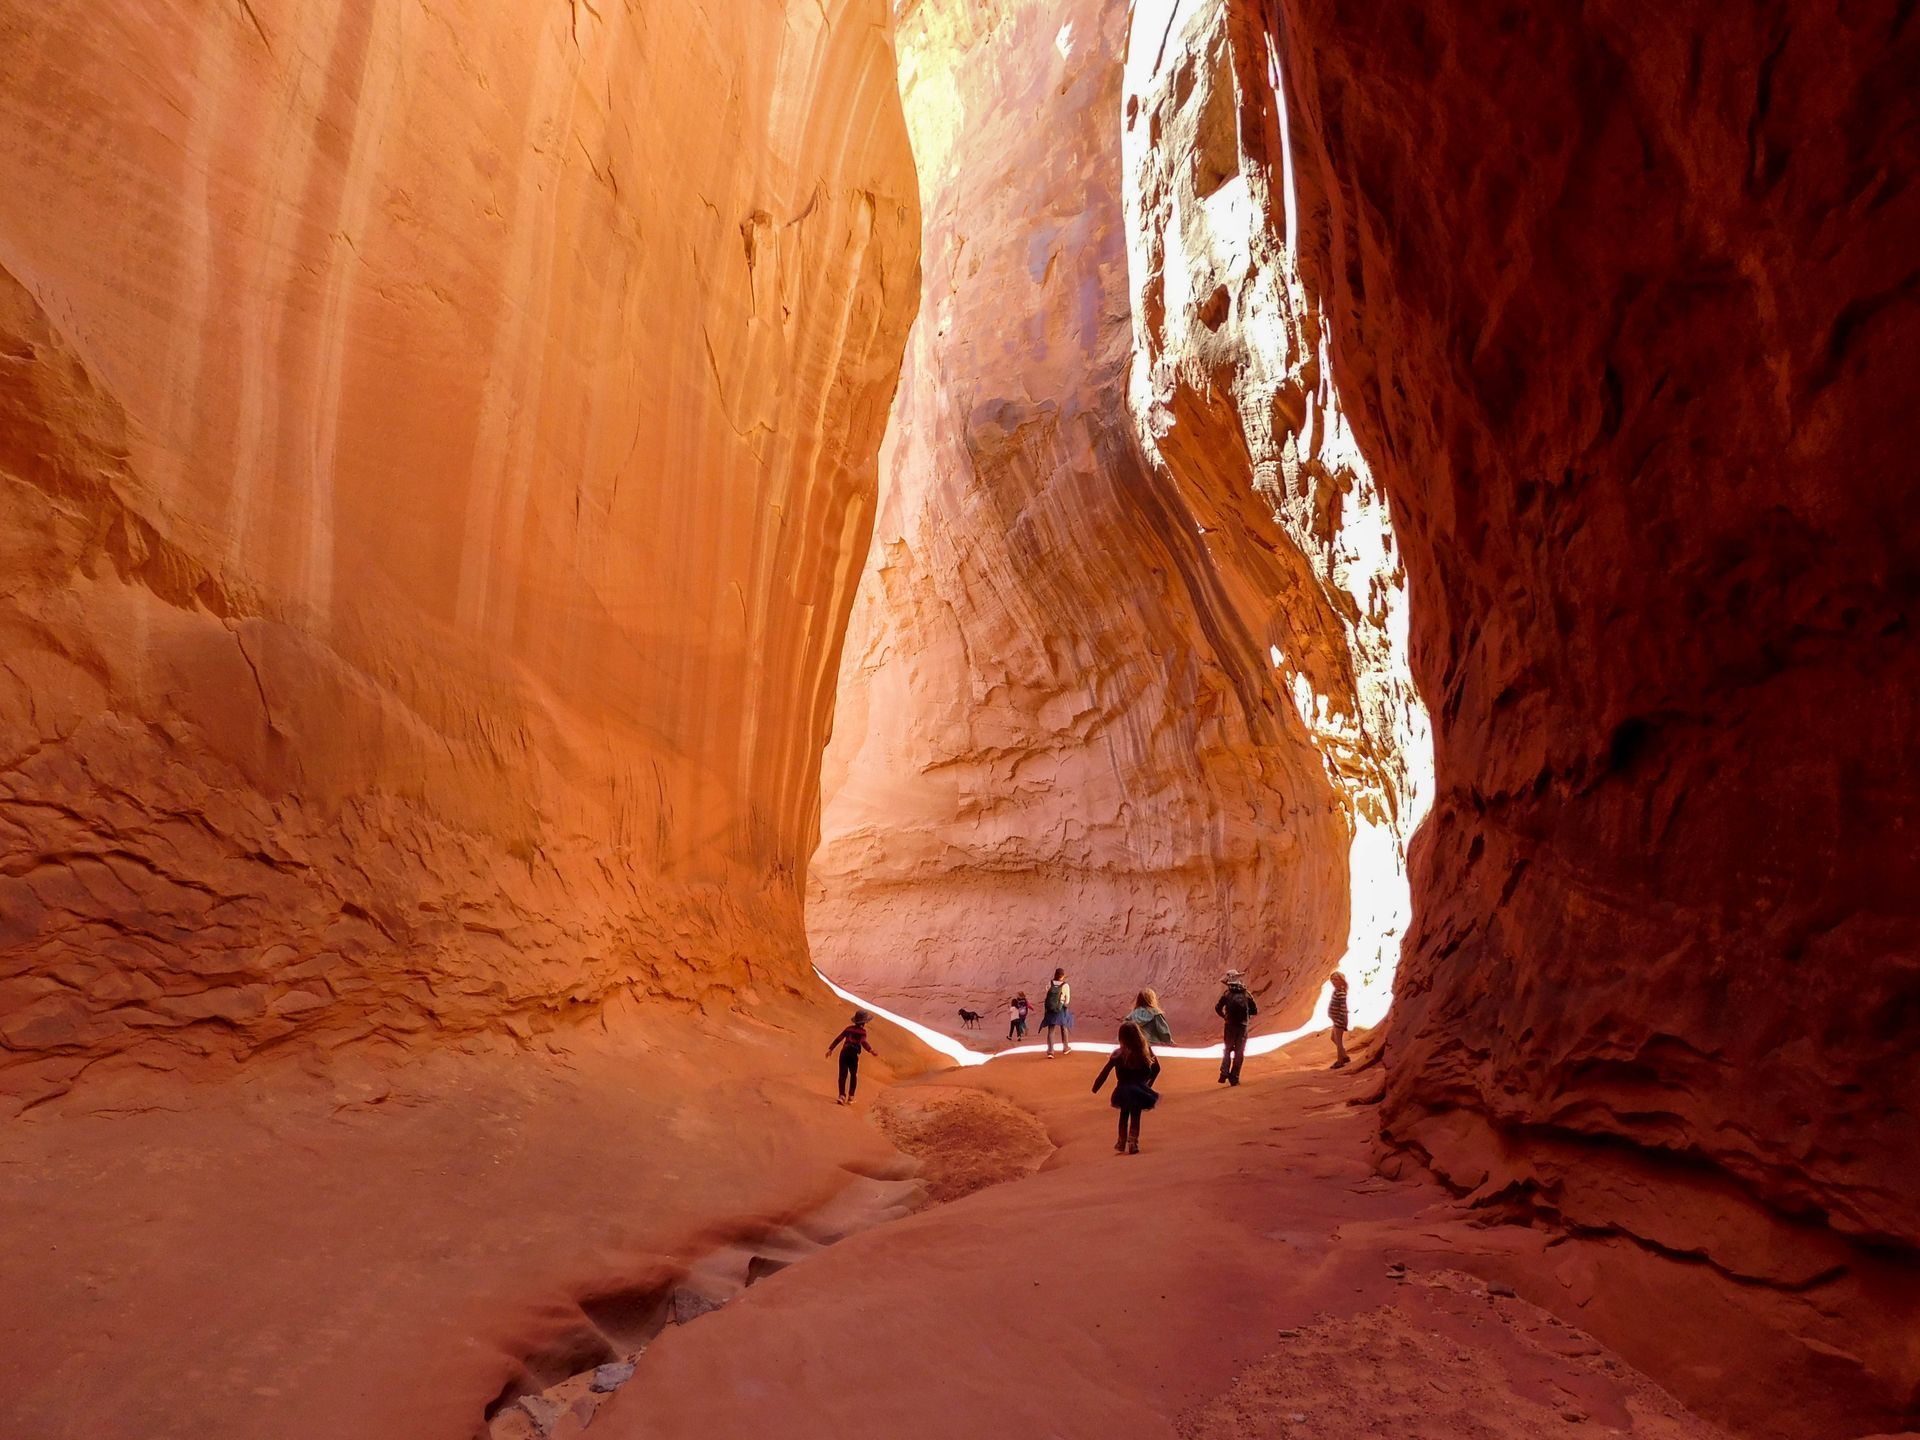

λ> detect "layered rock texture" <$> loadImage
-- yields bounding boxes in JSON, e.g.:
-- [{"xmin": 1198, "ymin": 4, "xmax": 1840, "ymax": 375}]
[
  {"xmin": 1254, "ymin": 0, "xmax": 1919, "ymax": 1425},
  {"xmin": 0, "ymin": 0, "xmax": 918, "ymax": 1108},
  {"xmin": 809, "ymin": 0, "xmax": 1425, "ymax": 1035}
]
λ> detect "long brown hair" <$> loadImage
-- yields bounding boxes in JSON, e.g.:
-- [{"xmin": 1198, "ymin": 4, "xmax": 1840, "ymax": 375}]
[
  {"xmin": 1117, "ymin": 1020, "xmax": 1149, "ymax": 1063},
  {"xmin": 1134, "ymin": 988, "xmax": 1160, "ymax": 1011}
]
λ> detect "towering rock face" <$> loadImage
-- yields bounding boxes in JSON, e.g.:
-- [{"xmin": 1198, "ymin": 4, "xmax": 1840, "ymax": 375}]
[
  {"xmin": 809, "ymin": 0, "xmax": 1423, "ymax": 1034},
  {"xmin": 0, "ymin": 0, "xmax": 918, "ymax": 1108},
  {"xmin": 1254, "ymin": 0, "xmax": 1919, "ymax": 1397},
  {"xmin": 1120, "ymin": 1, "xmax": 1432, "ymax": 1028}
]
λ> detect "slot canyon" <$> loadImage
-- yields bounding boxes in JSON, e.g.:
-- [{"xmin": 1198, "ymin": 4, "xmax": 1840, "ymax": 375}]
[{"xmin": 0, "ymin": 0, "xmax": 1912, "ymax": 1438}]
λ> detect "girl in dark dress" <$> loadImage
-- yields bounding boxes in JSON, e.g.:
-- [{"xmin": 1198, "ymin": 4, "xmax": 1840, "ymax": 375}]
[
  {"xmin": 826, "ymin": 1010, "xmax": 878, "ymax": 1104},
  {"xmin": 1092, "ymin": 1020, "xmax": 1160, "ymax": 1155}
]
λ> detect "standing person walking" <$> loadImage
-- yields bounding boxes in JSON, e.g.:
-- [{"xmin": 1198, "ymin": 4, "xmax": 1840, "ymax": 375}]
[
  {"xmin": 1214, "ymin": 970, "xmax": 1258, "ymax": 1086},
  {"xmin": 1041, "ymin": 968, "xmax": 1074, "ymax": 1057},
  {"xmin": 1007, "ymin": 991, "xmax": 1032, "ymax": 1042},
  {"xmin": 1092, "ymin": 1020, "xmax": 1161, "ymax": 1154},
  {"xmin": 826, "ymin": 1009, "xmax": 878, "ymax": 1104},
  {"xmin": 1328, "ymin": 971, "xmax": 1351, "ymax": 1068}
]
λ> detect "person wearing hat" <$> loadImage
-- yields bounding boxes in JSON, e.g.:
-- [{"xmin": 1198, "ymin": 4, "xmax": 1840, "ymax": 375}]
[
  {"xmin": 1214, "ymin": 970, "xmax": 1258, "ymax": 1086},
  {"xmin": 826, "ymin": 1009, "xmax": 879, "ymax": 1104}
]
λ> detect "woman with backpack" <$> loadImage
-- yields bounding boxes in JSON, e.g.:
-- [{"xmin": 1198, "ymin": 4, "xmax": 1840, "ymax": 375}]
[
  {"xmin": 1092, "ymin": 1020, "xmax": 1161, "ymax": 1154},
  {"xmin": 1125, "ymin": 988, "xmax": 1173, "ymax": 1046},
  {"xmin": 1041, "ymin": 968, "xmax": 1074, "ymax": 1056}
]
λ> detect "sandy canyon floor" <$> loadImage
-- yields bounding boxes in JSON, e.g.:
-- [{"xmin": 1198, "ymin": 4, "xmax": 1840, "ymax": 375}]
[{"xmin": 3, "ymin": 1008, "xmax": 1779, "ymax": 1440}]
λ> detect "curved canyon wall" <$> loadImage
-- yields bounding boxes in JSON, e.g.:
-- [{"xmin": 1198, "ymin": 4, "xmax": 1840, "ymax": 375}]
[
  {"xmin": 1120, "ymin": 0, "xmax": 1433, "ymax": 1029},
  {"xmin": 809, "ymin": 0, "xmax": 1424, "ymax": 1035},
  {"xmin": 0, "ymin": 0, "xmax": 918, "ymax": 1109},
  {"xmin": 1256, "ymin": 0, "xmax": 1919, "ymax": 1412}
]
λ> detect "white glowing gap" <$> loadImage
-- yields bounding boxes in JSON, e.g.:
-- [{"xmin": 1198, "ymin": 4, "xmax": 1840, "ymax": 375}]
[{"xmin": 813, "ymin": 967, "xmax": 1347, "ymax": 1067}]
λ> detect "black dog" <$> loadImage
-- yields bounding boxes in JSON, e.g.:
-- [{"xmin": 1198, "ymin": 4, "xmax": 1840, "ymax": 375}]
[{"xmin": 958, "ymin": 1008, "xmax": 983, "ymax": 1029}]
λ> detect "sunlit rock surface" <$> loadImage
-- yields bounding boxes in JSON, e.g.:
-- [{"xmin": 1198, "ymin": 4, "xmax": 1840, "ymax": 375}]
[
  {"xmin": 809, "ymin": 0, "xmax": 1422, "ymax": 1036},
  {"xmin": 0, "ymin": 0, "xmax": 919, "ymax": 1109},
  {"xmin": 1120, "ymin": 0, "xmax": 1432, "ymax": 1029},
  {"xmin": 1259, "ymin": 0, "xmax": 1919, "ymax": 1421}
]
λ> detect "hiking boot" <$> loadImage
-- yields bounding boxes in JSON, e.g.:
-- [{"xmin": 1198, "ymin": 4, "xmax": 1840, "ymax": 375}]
[{"xmin": 1127, "ymin": 1140, "xmax": 1140, "ymax": 1155}]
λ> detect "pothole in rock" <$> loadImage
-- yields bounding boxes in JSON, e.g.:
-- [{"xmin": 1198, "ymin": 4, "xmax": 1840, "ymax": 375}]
[{"xmin": 871, "ymin": 1082, "xmax": 1055, "ymax": 1203}]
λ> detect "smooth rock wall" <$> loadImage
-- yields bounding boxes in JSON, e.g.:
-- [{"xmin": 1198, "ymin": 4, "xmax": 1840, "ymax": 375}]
[
  {"xmin": 810, "ymin": 0, "xmax": 1405, "ymax": 1035},
  {"xmin": 0, "ymin": 0, "xmax": 919, "ymax": 1108}
]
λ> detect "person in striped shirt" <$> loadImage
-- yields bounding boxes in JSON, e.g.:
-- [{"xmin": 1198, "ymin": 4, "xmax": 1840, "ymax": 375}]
[{"xmin": 1328, "ymin": 971, "xmax": 1351, "ymax": 1069}]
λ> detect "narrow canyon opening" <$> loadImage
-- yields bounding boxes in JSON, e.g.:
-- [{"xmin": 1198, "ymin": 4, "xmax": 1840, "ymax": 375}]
[
  {"xmin": 808, "ymin": 0, "xmax": 1434, "ymax": 1046},
  {"xmin": 0, "ymin": 2, "xmax": 1913, "ymax": 1439}
]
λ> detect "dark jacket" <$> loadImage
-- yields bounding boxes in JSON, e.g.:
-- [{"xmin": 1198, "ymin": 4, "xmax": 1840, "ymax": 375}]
[{"xmin": 1215, "ymin": 985, "xmax": 1258, "ymax": 1031}]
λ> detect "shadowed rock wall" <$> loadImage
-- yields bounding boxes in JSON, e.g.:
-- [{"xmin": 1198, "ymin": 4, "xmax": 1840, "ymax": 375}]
[
  {"xmin": 1257, "ymin": 0, "xmax": 1919, "ymax": 1425},
  {"xmin": 0, "ymin": 0, "xmax": 919, "ymax": 1109},
  {"xmin": 1264, "ymin": 0, "xmax": 1919, "ymax": 1249}
]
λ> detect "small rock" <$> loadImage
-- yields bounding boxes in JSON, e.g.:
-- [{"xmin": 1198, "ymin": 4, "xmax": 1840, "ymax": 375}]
[
  {"xmin": 1488, "ymin": 1281, "xmax": 1516, "ymax": 1298},
  {"xmin": 589, "ymin": 1361, "xmax": 634, "ymax": 1393},
  {"xmin": 517, "ymin": 1394, "xmax": 565, "ymax": 1437},
  {"xmin": 671, "ymin": 1288, "xmax": 722, "ymax": 1324},
  {"xmin": 1276, "ymin": 1327, "xmax": 1300, "ymax": 1338},
  {"xmin": 1561, "ymin": 1409, "xmax": 1588, "ymax": 1424},
  {"xmin": 1289, "ymin": 1413, "xmax": 1309, "ymax": 1424}
]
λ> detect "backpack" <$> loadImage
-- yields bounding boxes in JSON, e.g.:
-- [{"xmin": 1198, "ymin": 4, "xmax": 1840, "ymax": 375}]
[
  {"xmin": 1045, "ymin": 982, "xmax": 1065, "ymax": 1013},
  {"xmin": 1221, "ymin": 988, "xmax": 1253, "ymax": 1026}
]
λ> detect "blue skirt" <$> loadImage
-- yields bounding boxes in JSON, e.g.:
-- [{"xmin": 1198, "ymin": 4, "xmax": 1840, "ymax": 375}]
[
  {"xmin": 1041, "ymin": 1008, "xmax": 1074, "ymax": 1030},
  {"xmin": 1112, "ymin": 1080, "xmax": 1159, "ymax": 1111}
]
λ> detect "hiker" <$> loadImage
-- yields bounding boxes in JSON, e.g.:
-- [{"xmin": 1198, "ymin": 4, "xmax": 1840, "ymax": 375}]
[
  {"xmin": 1041, "ymin": 968, "xmax": 1074, "ymax": 1056},
  {"xmin": 1092, "ymin": 1020, "xmax": 1161, "ymax": 1155},
  {"xmin": 1125, "ymin": 988, "xmax": 1173, "ymax": 1046},
  {"xmin": 825, "ymin": 1009, "xmax": 878, "ymax": 1104},
  {"xmin": 1214, "ymin": 969, "xmax": 1258, "ymax": 1086},
  {"xmin": 1328, "ymin": 971, "xmax": 1350, "ymax": 1069},
  {"xmin": 1007, "ymin": 991, "xmax": 1032, "ymax": 1042}
]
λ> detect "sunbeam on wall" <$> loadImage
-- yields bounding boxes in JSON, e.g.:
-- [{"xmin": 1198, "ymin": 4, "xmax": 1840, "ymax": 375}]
[{"xmin": 1122, "ymin": 0, "xmax": 1434, "ymax": 1031}]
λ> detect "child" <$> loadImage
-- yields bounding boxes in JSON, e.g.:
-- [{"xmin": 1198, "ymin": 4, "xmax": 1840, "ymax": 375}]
[
  {"xmin": 1125, "ymin": 988, "xmax": 1173, "ymax": 1046},
  {"xmin": 1328, "ymin": 971, "xmax": 1350, "ymax": 1069},
  {"xmin": 1092, "ymin": 1020, "xmax": 1161, "ymax": 1155},
  {"xmin": 1007, "ymin": 992, "xmax": 1031, "ymax": 1042},
  {"xmin": 826, "ymin": 1009, "xmax": 878, "ymax": 1104}
]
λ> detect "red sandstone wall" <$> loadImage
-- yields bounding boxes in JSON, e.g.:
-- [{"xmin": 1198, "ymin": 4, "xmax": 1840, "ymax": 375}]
[
  {"xmin": 0, "ymin": 0, "xmax": 919, "ymax": 1109},
  {"xmin": 1264, "ymin": 0, "xmax": 1919, "ymax": 1260},
  {"xmin": 809, "ymin": 0, "xmax": 1378, "ymax": 1035}
]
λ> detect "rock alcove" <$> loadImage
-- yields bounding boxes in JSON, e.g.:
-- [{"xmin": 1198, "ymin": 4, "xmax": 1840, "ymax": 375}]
[{"xmin": 0, "ymin": 0, "xmax": 1913, "ymax": 1437}]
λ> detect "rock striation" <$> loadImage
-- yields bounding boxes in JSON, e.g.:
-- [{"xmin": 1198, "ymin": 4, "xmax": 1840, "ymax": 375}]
[
  {"xmin": 0, "ymin": 0, "xmax": 918, "ymax": 1109},
  {"xmin": 808, "ymin": 0, "xmax": 1424, "ymax": 1036}
]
